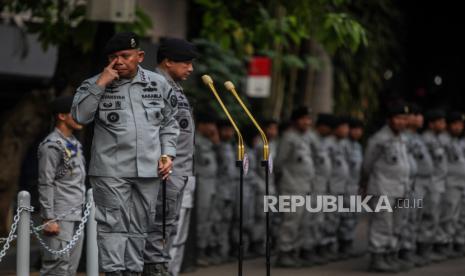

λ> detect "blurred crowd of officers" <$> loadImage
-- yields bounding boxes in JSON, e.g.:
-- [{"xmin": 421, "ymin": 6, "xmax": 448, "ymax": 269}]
[{"xmin": 193, "ymin": 103, "xmax": 465, "ymax": 273}]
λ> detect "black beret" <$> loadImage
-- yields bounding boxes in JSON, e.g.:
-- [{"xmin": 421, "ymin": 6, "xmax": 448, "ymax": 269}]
[
  {"xmin": 409, "ymin": 103, "xmax": 422, "ymax": 115},
  {"xmin": 157, "ymin": 38, "xmax": 198, "ymax": 63},
  {"xmin": 387, "ymin": 103, "xmax": 410, "ymax": 118},
  {"xmin": 50, "ymin": 96, "xmax": 74, "ymax": 114},
  {"xmin": 196, "ymin": 111, "xmax": 217, "ymax": 123},
  {"xmin": 447, "ymin": 111, "xmax": 465, "ymax": 123},
  {"xmin": 425, "ymin": 109, "xmax": 446, "ymax": 122},
  {"xmin": 316, "ymin": 113, "xmax": 336, "ymax": 128},
  {"xmin": 348, "ymin": 117, "xmax": 364, "ymax": 128},
  {"xmin": 217, "ymin": 119, "xmax": 232, "ymax": 129},
  {"xmin": 103, "ymin": 32, "xmax": 140, "ymax": 56},
  {"xmin": 333, "ymin": 115, "xmax": 351, "ymax": 127},
  {"xmin": 290, "ymin": 107, "xmax": 311, "ymax": 121}
]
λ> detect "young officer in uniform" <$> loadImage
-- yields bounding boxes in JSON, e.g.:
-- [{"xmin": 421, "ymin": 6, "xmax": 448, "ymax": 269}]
[
  {"xmin": 72, "ymin": 32, "xmax": 179, "ymax": 276},
  {"xmin": 142, "ymin": 38, "xmax": 197, "ymax": 276},
  {"xmin": 38, "ymin": 96, "xmax": 86, "ymax": 276},
  {"xmin": 363, "ymin": 104, "xmax": 410, "ymax": 272}
]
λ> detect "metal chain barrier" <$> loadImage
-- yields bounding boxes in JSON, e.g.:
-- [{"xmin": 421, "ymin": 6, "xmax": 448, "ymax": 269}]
[
  {"xmin": 0, "ymin": 206, "xmax": 34, "ymax": 263},
  {"xmin": 30, "ymin": 201, "xmax": 92, "ymax": 256},
  {"xmin": 33, "ymin": 203, "xmax": 84, "ymax": 231}
]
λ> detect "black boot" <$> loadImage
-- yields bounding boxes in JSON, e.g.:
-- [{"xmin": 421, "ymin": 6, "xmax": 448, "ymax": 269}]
[
  {"xmin": 397, "ymin": 249, "xmax": 414, "ymax": 271},
  {"xmin": 299, "ymin": 249, "xmax": 315, "ymax": 267},
  {"xmin": 369, "ymin": 253, "xmax": 397, "ymax": 272},
  {"xmin": 275, "ymin": 250, "xmax": 301, "ymax": 267},
  {"xmin": 338, "ymin": 239, "xmax": 354, "ymax": 260},
  {"xmin": 106, "ymin": 272, "xmax": 123, "ymax": 276},
  {"xmin": 142, "ymin": 263, "xmax": 169, "ymax": 276},
  {"xmin": 196, "ymin": 248, "xmax": 210, "ymax": 267},
  {"xmin": 416, "ymin": 242, "xmax": 432, "ymax": 266}
]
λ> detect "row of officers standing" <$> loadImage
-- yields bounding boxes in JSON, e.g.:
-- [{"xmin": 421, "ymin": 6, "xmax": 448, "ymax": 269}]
[
  {"xmin": 35, "ymin": 31, "xmax": 465, "ymax": 276},
  {"xmin": 194, "ymin": 103, "xmax": 465, "ymax": 273}
]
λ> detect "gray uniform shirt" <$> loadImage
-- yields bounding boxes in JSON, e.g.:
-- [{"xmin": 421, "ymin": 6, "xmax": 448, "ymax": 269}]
[
  {"xmin": 217, "ymin": 141, "xmax": 237, "ymax": 200},
  {"xmin": 275, "ymin": 128, "xmax": 314, "ymax": 193},
  {"xmin": 38, "ymin": 128, "xmax": 86, "ymax": 221},
  {"xmin": 422, "ymin": 130, "xmax": 447, "ymax": 192},
  {"xmin": 72, "ymin": 66, "xmax": 179, "ymax": 177},
  {"xmin": 308, "ymin": 131, "xmax": 332, "ymax": 193},
  {"xmin": 347, "ymin": 139, "xmax": 363, "ymax": 193},
  {"xmin": 328, "ymin": 137, "xmax": 350, "ymax": 194},
  {"xmin": 155, "ymin": 67, "xmax": 194, "ymax": 177},
  {"xmin": 443, "ymin": 133, "xmax": 465, "ymax": 188},
  {"xmin": 363, "ymin": 125, "xmax": 410, "ymax": 197}
]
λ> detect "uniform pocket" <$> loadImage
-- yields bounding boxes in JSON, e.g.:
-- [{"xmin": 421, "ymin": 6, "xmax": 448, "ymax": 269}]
[{"xmin": 142, "ymin": 102, "xmax": 164, "ymax": 126}]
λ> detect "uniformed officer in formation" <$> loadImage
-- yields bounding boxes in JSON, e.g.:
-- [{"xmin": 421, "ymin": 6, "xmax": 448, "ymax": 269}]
[
  {"xmin": 441, "ymin": 112, "xmax": 465, "ymax": 258},
  {"xmin": 275, "ymin": 107, "xmax": 315, "ymax": 267},
  {"xmin": 363, "ymin": 104, "xmax": 410, "ymax": 272},
  {"xmin": 419, "ymin": 109, "xmax": 448, "ymax": 262},
  {"xmin": 194, "ymin": 113, "xmax": 220, "ymax": 266},
  {"xmin": 72, "ymin": 32, "xmax": 179, "ymax": 276},
  {"xmin": 213, "ymin": 120, "xmax": 236, "ymax": 263},
  {"xmin": 38, "ymin": 96, "xmax": 86, "ymax": 276},
  {"xmin": 339, "ymin": 117, "xmax": 364, "ymax": 258},
  {"xmin": 142, "ymin": 38, "xmax": 198, "ymax": 276},
  {"xmin": 309, "ymin": 114, "xmax": 334, "ymax": 264}
]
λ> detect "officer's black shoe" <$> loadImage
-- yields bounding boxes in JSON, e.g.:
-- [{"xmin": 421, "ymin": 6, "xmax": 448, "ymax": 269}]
[
  {"xmin": 314, "ymin": 245, "xmax": 329, "ymax": 265},
  {"xmin": 416, "ymin": 242, "xmax": 432, "ymax": 266},
  {"xmin": 369, "ymin": 253, "xmax": 397, "ymax": 273},
  {"xmin": 206, "ymin": 246, "xmax": 223, "ymax": 265},
  {"xmin": 299, "ymin": 249, "xmax": 316, "ymax": 267},
  {"xmin": 123, "ymin": 271, "xmax": 142, "ymax": 276},
  {"xmin": 275, "ymin": 250, "xmax": 301, "ymax": 268},
  {"xmin": 452, "ymin": 243, "xmax": 465, "ymax": 257},
  {"xmin": 338, "ymin": 239, "xmax": 354, "ymax": 260},
  {"xmin": 106, "ymin": 272, "xmax": 123, "ymax": 276},
  {"xmin": 250, "ymin": 241, "xmax": 265, "ymax": 257},
  {"xmin": 397, "ymin": 250, "xmax": 414, "ymax": 271},
  {"xmin": 196, "ymin": 248, "xmax": 210, "ymax": 267},
  {"xmin": 142, "ymin": 263, "xmax": 169, "ymax": 276},
  {"xmin": 430, "ymin": 243, "xmax": 447, "ymax": 262},
  {"xmin": 383, "ymin": 252, "xmax": 400, "ymax": 272}
]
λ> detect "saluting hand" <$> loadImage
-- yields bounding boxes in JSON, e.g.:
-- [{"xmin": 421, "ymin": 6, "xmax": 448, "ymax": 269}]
[{"xmin": 96, "ymin": 58, "xmax": 119, "ymax": 87}]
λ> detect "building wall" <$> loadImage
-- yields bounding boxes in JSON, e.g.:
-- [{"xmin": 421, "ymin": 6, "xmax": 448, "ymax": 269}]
[{"xmin": 138, "ymin": 0, "xmax": 188, "ymax": 42}]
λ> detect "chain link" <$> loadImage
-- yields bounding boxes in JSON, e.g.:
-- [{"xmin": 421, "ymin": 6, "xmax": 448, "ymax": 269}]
[
  {"xmin": 31, "ymin": 201, "xmax": 92, "ymax": 256},
  {"xmin": 0, "ymin": 206, "xmax": 34, "ymax": 263},
  {"xmin": 33, "ymin": 203, "xmax": 84, "ymax": 231}
]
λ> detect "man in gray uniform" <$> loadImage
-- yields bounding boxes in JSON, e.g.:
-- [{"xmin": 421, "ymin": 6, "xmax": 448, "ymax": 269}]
[
  {"xmin": 325, "ymin": 116, "xmax": 350, "ymax": 261},
  {"xmin": 441, "ymin": 112, "xmax": 465, "ymax": 257},
  {"xmin": 363, "ymin": 104, "xmax": 410, "ymax": 272},
  {"xmin": 213, "ymin": 120, "xmax": 237, "ymax": 262},
  {"xmin": 420, "ymin": 110, "xmax": 448, "ymax": 262},
  {"xmin": 142, "ymin": 38, "xmax": 197, "ymax": 276},
  {"xmin": 401, "ymin": 104, "xmax": 430, "ymax": 267},
  {"xmin": 308, "ymin": 114, "xmax": 334, "ymax": 264},
  {"xmin": 275, "ymin": 107, "xmax": 315, "ymax": 267},
  {"xmin": 338, "ymin": 117, "xmax": 364, "ymax": 259},
  {"xmin": 38, "ymin": 96, "xmax": 86, "ymax": 276},
  {"xmin": 195, "ymin": 114, "xmax": 220, "ymax": 266},
  {"xmin": 72, "ymin": 32, "xmax": 179, "ymax": 276}
]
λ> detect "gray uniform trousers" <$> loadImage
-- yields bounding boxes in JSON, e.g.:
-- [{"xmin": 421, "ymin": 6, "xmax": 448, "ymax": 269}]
[
  {"xmin": 91, "ymin": 177, "xmax": 160, "ymax": 272},
  {"xmin": 416, "ymin": 177, "xmax": 442, "ymax": 243},
  {"xmin": 144, "ymin": 175, "xmax": 187, "ymax": 264},
  {"xmin": 168, "ymin": 176, "xmax": 195, "ymax": 276},
  {"xmin": 440, "ymin": 186, "xmax": 463, "ymax": 244},
  {"xmin": 40, "ymin": 220, "xmax": 84, "ymax": 276},
  {"xmin": 455, "ymin": 189, "xmax": 465, "ymax": 245},
  {"xmin": 275, "ymin": 129, "xmax": 314, "ymax": 253},
  {"xmin": 368, "ymin": 196, "xmax": 405, "ymax": 253}
]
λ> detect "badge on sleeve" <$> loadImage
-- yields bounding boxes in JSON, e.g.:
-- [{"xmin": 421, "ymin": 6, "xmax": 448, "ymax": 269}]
[{"xmin": 170, "ymin": 95, "xmax": 178, "ymax": 107}]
